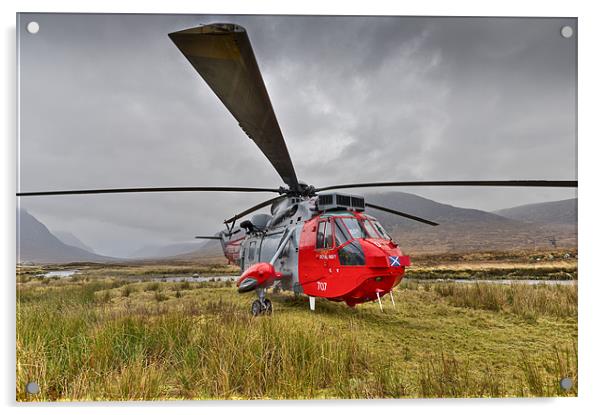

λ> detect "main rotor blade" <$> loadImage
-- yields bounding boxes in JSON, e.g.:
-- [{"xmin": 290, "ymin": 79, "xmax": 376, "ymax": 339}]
[
  {"xmin": 365, "ymin": 202, "xmax": 439, "ymax": 227},
  {"xmin": 16, "ymin": 186, "xmax": 281, "ymax": 197},
  {"xmin": 317, "ymin": 180, "xmax": 577, "ymax": 192},
  {"xmin": 195, "ymin": 236, "xmax": 222, "ymax": 240},
  {"xmin": 169, "ymin": 24, "xmax": 299, "ymax": 190},
  {"xmin": 224, "ymin": 195, "xmax": 286, "ymax": 224}
]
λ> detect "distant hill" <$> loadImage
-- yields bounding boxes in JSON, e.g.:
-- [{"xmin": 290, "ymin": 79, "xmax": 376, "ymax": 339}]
[
  {"xmin": 171, "ymin": 192, "xmax": 577, "ymax": 257},
  {"xmin": 364, "ymin": 192, "xmax": 516, "ymax": 229},
  {"xmin": 17, "ymin": 210, "xmax": 113, "ymax": 264},
  {"xmin": 129, "ymin": 241, "xmax": 207, "ymax": 259},
  {"xmin": 361, "ymin": 192, "xmax": 576, "ymax": 254},
  {"xmin": 54, "ymin": 231, "xmax": 96, "ymax": 253},
  {"xmin": 169, "ymin": 238, "xmax": 225, "ymax": 262},
  {"xmin": 17, "ymin": 194, "xmax": 578, "ymax": 263},
  {"xmin": 494, "ymin": 198, "xmax": 577, "ymax": 224}
]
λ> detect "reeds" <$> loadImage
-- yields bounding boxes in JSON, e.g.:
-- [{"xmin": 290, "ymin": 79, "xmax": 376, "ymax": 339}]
[{"xmin": 17, "ymin": 277, "xmax": 577, "ymax": 400}]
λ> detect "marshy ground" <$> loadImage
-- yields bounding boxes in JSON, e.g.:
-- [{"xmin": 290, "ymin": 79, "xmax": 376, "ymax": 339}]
[{"xmin": 16, "ymin": 250, "xmax": 577, "ymax": 401}]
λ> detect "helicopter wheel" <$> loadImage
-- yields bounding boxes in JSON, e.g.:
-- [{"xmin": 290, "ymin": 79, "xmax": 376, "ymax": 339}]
[
  {"xmin": 251, "ymin": 300, "xmax": 263, "ymax": 317},
  {"xmin": 263, "ymin": 298, "xmax": 273, "ymax": 315}
]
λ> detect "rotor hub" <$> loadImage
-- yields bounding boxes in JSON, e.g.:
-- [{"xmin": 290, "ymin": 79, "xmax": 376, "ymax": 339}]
[{"xmin": 280, "ymin": 181, "xmax": 316, "ymax": 197}]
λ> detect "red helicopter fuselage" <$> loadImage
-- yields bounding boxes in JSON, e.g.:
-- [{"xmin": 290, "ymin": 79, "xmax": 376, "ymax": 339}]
[
  {"xmin": 297, "ymin": 211, "xmax": 409, "ymax": 307},
  {"xmin": 234, "ymin": 203, "xmax": 410, "ymax": 308}
]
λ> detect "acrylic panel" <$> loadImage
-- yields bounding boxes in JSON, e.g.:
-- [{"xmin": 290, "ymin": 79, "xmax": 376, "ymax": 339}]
[{"xmin": 16, "ymin": 13, "xmax": 577, "ymax": 401}]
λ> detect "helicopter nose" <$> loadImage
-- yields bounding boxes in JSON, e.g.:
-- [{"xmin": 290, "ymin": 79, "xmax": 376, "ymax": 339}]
[
  {"xmin": 387, "ymin": 254, "xmax": 410, "ymax": 268},
  {"xmin": 360, "ymin": 239, "xmax": 410, "ymax": 268}
]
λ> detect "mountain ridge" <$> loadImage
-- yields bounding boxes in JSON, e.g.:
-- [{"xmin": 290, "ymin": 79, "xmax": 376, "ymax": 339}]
[
  {"xmin": 17, "ymin": 209, "xmax": 114, "ymax": 264},
  {"xmin": 17, "ymin": 194, "xmax": 577, "ymax": 262},
  {"xmin": 493, "ymin": 198, "xmax": 577, "ymax": 224}
]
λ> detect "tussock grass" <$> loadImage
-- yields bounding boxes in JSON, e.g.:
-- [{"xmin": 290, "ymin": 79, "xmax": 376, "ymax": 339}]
[
  {"xmin": 407, "ymin": 267, "xmax": 577, "ymax": 281},
  {"xmin": 154, "ymin": 291, "xmax": 168, "ymax": 302},
  {"xmin": 121, "ymin": 284, "xmax": 134, "ymax": 297},
  {"xmin": 17, "ymin": 282, "xmax": 394, "ymax": 400},
  {"xmin": 417, "ymin": 345, "xmax": 577, "ymax": 398},
  {"xmin": 17, "ymin": 272, "xmax": 577, "ymax": 401},
  {"xmin": 431, "ymin": 282, "xmax": 577, "ymax": 319},
  {"xmin": 518, "ymin": 343, "xmax": 578, "ymax": 396},
  {"xmin": 145, "ymin": 282, "xmax": 160, "ymax": 292}
]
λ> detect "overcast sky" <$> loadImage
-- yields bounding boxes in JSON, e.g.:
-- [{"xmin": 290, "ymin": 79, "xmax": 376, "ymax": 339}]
[{"xmin": 17, "ymin": 14, "xmax": 577, "ymax": 257}]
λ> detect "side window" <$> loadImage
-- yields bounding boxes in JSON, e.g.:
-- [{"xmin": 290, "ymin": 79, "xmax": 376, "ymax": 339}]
[
  {"xmin": 316, "ymin": 220, "xmax": 334, "ymax": 249},
  {"xmin": 316, "ymin": 221, "xmax": 326, "ymax": 249},
  {"xmin": 248, "ymin": 241, "xmax": 256, "ymax": 261},
  {"xmin": 324, "ymin": 220, "xmax": 334, "ymax": 249}
]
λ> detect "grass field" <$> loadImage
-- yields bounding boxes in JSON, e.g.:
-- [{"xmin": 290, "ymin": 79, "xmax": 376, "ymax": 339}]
[{"xmin": 16, "ymin": 253, "xmax": 577, "ymax": 401}]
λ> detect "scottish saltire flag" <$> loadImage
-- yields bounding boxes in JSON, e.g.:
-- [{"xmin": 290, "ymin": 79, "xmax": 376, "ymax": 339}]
[{"xmin": 389, "ymin": 256, "xmax": 401, "ymax": 267}]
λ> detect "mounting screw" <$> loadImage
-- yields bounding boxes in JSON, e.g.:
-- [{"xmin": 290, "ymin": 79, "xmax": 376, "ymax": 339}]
[
  {"xmin": 26, "ymin": 21, "xmax": 40, "ymax": 34},
  {"xmin": 560, "ymin": 377, "xmax": 573, "ymax": 390},
  {"xmin": 26, "ymin": 382, "xmax": 40, "ymax": 394},
  {"xmin": 560, "ymin": 25, "xmax": 573, "ymax": 39}
]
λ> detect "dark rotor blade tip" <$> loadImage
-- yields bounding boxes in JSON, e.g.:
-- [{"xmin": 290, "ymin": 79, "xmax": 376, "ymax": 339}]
[
  {"xmin": 317, "ymin": 180, "xmax": 578, "ymax": 192},
  {"xmin": 224, "ymin": 195, "xmax": 286, "ymax": 224},
  {"xmin": 365, "ymin": 202, "xmax": 439, "ymax": 226},
  {"xmin": 16, "ymin": 186, "xmax": 281, "ymax": 197},
  {"xmin": 169, "ymin": 23, "xmax": 299, "ymax": 189}
]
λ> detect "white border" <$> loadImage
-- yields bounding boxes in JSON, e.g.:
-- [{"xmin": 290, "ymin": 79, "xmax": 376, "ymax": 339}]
[{"xmin": 3, "ymin": 1, "xmax": 601, "ymax": 414}]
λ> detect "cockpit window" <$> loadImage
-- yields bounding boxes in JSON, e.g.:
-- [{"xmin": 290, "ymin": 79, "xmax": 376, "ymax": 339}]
[
  {"xmin": 363, "ymin": 220, "xmax": 381, "ymax": 239},
  {"xmin": 339, "ymin": 240, "xmax": 365, "ymax": 265},
  {"xmin": 370, "ymin": 219, "xmax": 391, "ymax": 240},
  {"xmin": 334, "ymin": 218, "xmax": 352, "ymax": 246},
  {"xmin": 340, "ymin": 217, "xmax": 365, "ymax": 239},
  {"xmin": 332, "ymin": 217, "xmax": 366, "ymax": 265}
]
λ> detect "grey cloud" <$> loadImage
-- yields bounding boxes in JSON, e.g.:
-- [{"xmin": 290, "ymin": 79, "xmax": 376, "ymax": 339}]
[{"xmin": 18, "ymin": 14, "xmax": 576, "ymax": 256}]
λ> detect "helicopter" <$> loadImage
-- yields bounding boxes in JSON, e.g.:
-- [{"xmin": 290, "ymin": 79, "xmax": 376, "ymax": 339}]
[{"xmin": 17, "ymin": 23, "xmax": 577, "ymax": 316}]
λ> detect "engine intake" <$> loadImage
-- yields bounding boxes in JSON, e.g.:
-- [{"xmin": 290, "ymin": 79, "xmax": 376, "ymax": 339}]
[{"xmin": 317, "ymin": 192, "xmax": 365, "ymax": 212}]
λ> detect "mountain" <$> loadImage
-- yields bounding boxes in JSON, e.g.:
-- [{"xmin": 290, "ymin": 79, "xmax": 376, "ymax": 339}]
[
  {"xmin": 17, "ymin": 210, "xmax": 113, "ymax": 264},
  {"xmin": 363, "ymin": 192, "xmax": 516, "ymax": 229},
  {"xmin": 17, "ymin": 194, "xmax": 578, "ymax": 263},
  {"xmin": 54, "ymin": 231, "xmax": 96, "ymax": 253},
  {"xmin": 129, "ymin": 242, "xmax": 206, "ymax": 259},
  {"xmin": 360, "ymin": 192, "xmax": 576, "ymax": 253},
  {"xmin": 493, "ymin": 198, "xmax": 577, "ymax": 224},
  {"xmin": 170, "ymin": 238, "xmax": 225, "ymax": 262}
]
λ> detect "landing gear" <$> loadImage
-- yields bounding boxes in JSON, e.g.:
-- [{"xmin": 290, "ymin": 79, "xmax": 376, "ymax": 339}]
[
  {"xmin": 250, "ymin": 298, "xmax": 273, "ymax": 316},
  {"xmin": 251, "ymin": 288, "xmax": 273, "ymax": 316},
  {"xmin": 263, "ymin": 298, "xmax": 273, "ymax": 315},
  {"xmin": 251, "ymin": 300, "xmax": 262, "ymax": 316}
]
